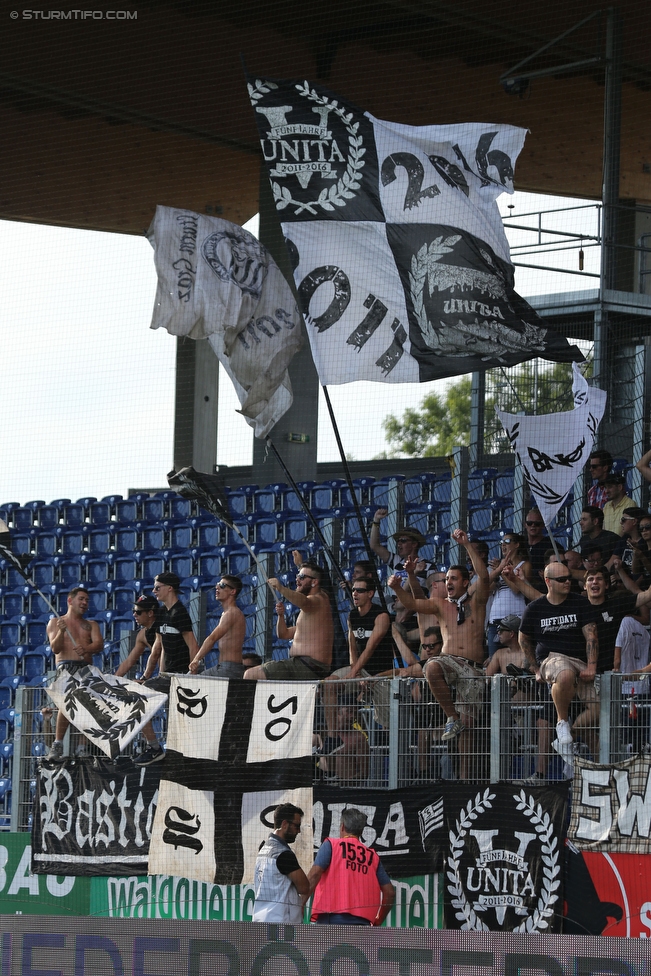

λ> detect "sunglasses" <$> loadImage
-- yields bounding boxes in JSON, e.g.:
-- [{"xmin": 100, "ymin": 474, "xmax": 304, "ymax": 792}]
[
  {"xmin": 216, "ymin": 582, "xmax": 234, "ymax": 589},
  {"xmin": 133, "ymin": 608, "xmax": 146, "ymax": 615},
  {"xmin": 525, "ymin": 520, "xmax": 543, "ymax": 527},
  {"xmin": 396, "ymin": 537, "xmax": 414, "ymax": 544},
  {"xmin": 546, "ymin": 575, "xmax": 572, "ymax": 584},
  {"xmin": 640, "ymin": 525, "xmax": 651, "ymax": 531},
  {"xmin": 621, "ymin": 516, "xmax": 636, "ymax": 523},
  {"xmin": 352, "ymin": 587, "xmax": 370, "ymax": 593},
  {"xmin": 421, "ymin": 641, "xmax": 442, "ymax": 650},
  {"xmin": 152, "ymin": 584, "xmax": 167, "ymax": 591},
  {"xmin": 297, "ymin": 573, "xmax": 316, "ymax": 581},
  {"xmin": 501, "ymin": 538, "xmax": 514, "ymax": 544}
]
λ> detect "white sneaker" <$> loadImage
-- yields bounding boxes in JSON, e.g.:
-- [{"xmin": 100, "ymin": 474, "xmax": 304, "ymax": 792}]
[
  {"xmin": 556, "ymin": 720, "xmax": 573, "ymax": 745},
  {"xmin": 552, "ymin": 738, "xmax": 574, "ymax": 765}
]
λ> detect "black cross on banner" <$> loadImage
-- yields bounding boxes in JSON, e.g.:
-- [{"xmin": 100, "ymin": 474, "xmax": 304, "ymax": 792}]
[{"xmin": 148, "ymin": 677, "xmax": 315, "ymax": 884}]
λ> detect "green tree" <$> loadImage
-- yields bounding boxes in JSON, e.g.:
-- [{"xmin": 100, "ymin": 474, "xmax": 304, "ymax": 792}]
[
  {"xmin": 382, "ymin": 377, "xmax": 474, "ymax": 457},
  {"xmin": 381, "ymin": 360, "xmax": 584, "ymax": 458}
]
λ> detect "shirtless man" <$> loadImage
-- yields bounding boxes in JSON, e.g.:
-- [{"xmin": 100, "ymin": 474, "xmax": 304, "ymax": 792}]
[
  {"xmin": 189, "ymin": 575, "xmax": 246, "ymax": 678},
  {"xmin": 244, "ymin": 564, "xmax": 333, "ymax": 680},
  {"xmin": 45, "ymin": 586, "xmax": 104, "ymax": 760},
  {"xmin": 115, "ymin": 595, "xmax": 159, "ymax": 679},
  {"xmin": 389, "ymin": 528, "xmax": 489, "ymax": 778}
]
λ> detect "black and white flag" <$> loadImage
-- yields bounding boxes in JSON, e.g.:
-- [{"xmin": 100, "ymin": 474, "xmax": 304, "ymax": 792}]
[
  {"xmin": 148, "ymin": 207, "xmax": 303, "ymax": 437},
  {"xmin": 442, "ymin": 783, "xmax": 568, "ymax": 933},
  {"xmin": 46, "ymin": 665, "xmax": 167, "ymax": 760},
  {"xmin": 568, "ymin": 754, "xmax": 651, "ymax": 854},
  {"xmin": 148, "ymin": 676, "xmax": 315, "ymax": 884},
  {"xmin": 496, "ymin": 362, "xmax": 607, "ymax": 526},
  {"xmin": 32, "ymin": 757, "xmax": 162, "ymax": 876},
  {"xmin": 248, "ymin": 77, "xmax": 582, "ymax": 384}
]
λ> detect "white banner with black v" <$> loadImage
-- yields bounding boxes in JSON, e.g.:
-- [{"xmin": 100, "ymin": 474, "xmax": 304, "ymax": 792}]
[
  {"xmin": 148, "ymin": 677, "xmax": 315, "ymax": 884},
  {"xmin": 496, "ymin": 362, "xmax": 607, "ymax": 527}
]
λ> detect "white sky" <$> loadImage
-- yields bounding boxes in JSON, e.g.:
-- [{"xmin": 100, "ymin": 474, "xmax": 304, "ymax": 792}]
[{"xmin": 0, "ymin": 190, "xmax": 599, "ymax": 505}]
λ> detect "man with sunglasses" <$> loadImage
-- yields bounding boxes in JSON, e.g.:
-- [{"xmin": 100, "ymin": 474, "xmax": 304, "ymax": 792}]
[
  {"xmin": 188, "ymin": 575, "xmax": 246, "ymax": 678},
  {"xmin": 253, "ymin": 803, "xmax": 309, "ymax": 925},
  {"xmin": 115, "ymin": 595, "xmax": 160, "ymax": 678},
  {"xmin": 370, "ymin": 512, "xmax": 434, "ymax": 634},
  {"xmin": 136, "ymin": 571, "xmax": 201, "ymax": 765},
  {"xmin": 244, "ymin": 564, "xmax": 333, "ymax": 680},
  {"xmin": 519, "ymin": 562, "xmax": 600, "ymax": 774}
]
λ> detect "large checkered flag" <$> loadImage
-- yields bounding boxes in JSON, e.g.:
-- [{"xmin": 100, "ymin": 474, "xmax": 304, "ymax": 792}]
[
  {"xmin": 148, "ymin": 677, "xmax": 315, "ymax": 884},
  {"xmin": 248, "ymin": 77, "xmax": 582, "ymax": 383}
]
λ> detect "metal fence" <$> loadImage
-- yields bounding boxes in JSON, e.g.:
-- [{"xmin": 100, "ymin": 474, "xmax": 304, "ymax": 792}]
[{"xmin": 12, "ymin": 673, "xmax": 651, "ymax": 833}]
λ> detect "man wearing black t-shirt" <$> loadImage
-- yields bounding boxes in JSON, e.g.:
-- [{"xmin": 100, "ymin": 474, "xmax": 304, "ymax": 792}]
[
  {"xmin": 519, "ymin": 561, "xmax": 599, "ymax": 772},
  {"xmin": 584, "ymin": 568, "xmax": 651, "ymax": 673},
  {"xmin": 323, "ymin": 578, "xmax": 394, "ymax": 733},
  {"xmin": 137, "ymin": 571, "xmax": 200, "ymax": 766}
]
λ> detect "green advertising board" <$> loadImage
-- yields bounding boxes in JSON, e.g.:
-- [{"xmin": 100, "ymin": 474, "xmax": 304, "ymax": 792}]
[
  {"xmin": 0, "ymin": 833, "xmax": 90, "ymax": 916},
  {"xmin": 90, "ymin": 872, "xmax": 443, "ymax": 928}
]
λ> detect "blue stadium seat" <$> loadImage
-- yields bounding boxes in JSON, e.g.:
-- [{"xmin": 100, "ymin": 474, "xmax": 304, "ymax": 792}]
[
  {"xmin": 115, "ymin": 527, "xmax": 139, "ymax": 553},
  {"xmin": 169, "ymin": 553, "xmax": 194, "ymax": 580},
  {"xmin": 28, "ymin": 587, "xmax": 57, "ymax": 616},
  {"xmin": 139, "ymin": 553, "xmax": 166, "ymax": 579},
  {"xmin": 195, "ymin": 521, "xmax": 223, "ymax": 549},
  {"xmin": 37, "ymin": 506, "xmax": 60, "ymax": 531},
  {"xmin": 143, "ymin": 497, "xmax": 166, "ymax": 522},
  {"xmin": 34, "ymin": 531, "xmax": 58, "ymax": 558},
  {"xmin": 13, "ymin": 507, "xmax": 36, "ymax": 532},
  {"xmin": 404, "ymin": 473, "xmax": 436, "ymax": 505},
  {"xmin": 86, "ymin": 557, "xmax": 112, "ymax": 584},
  {"xmin": 0, "ymin": 617, "xmax": 25, "ymax": 648},
  {"xmin": 468, "ymin": 475, "xmax": 486, "ymax": 504},
  {"xmin": 226, "ymin": 549, "xmax": 251, "ymax": 576},
  {"xmin": 111, "ymin": 616, "xmax": 135, "ymax": 642},
  {"xmin": 116, "ymin": 499, "xmax": 139, "ymax": 523},
  {"xmin": 141, "ymin": 525, "xmax": 166, "ymax": 552},
  {"xmin": 11, "ymin": 533, "xmax": 32, "ymax": 557},
  {"xmin": 169, "ymin": 496, "xmax": 193, "ymax": 520},
  {"xmin": 114, "ymin": 557, "xmax": 139, "ymax": 583},
  {"xmin": 76, "ymin": 497, "xmax": 98, "ymax": 515},
  {"xmin": 311, "ymin": 484, "xmax": 336, "ymax": 512},
  {"xmin": 56, "ymin": 556, "xmax": 86, "ymax": 586},
  {"xmin": 113, "ymin": 584, "xmax": 139, "ymax": 614},
  {"xmin": 25, "ymin": 619, "xmax": 50, "ymax": 647},
  {"xmin": 86, "ymin": 587, "xmax": 109, "ymax": 614},
  {"xmin": 31, "ymin": 559, "xmax": 56, "ymax": 586},
  {"xmin": 0, "ymin": 503, "xmax": 20, "ymax": 526},
  {"xmin": 49, "ymin": 498, "xmax": 71, "ymax": 514},
  {"xmin": 22, "ymin": 649, "xmax": 50, "ymax": 680},
  {"xmin": 0, "ymin": 655, "xmax": 16, "ymax": 679},
  {"xmin": 60, "ymin": 530, "xmax": 85, "ymax": 556},
  {"xmin": 0, "ymin": 742, "xmax": 13, "ymax": 778},
  {"xmin": 100, "ymin": 494, "xmax": 123, "ymax": 513},
  {"xmin": 281, "ymin": 487, "xmax": 310, "ymax": 513},
  {"xmin": 2, "ymin": 588, "xmax": 26, "ymax": 616},
  {"xmin": 63, "ymin": 503, "xmax": 86, "ymax": 527},
  {"xmin": 494, "ymin": 470, "xmax": 515, "ymax": 499},
  {"xmin": 253, "ymin": 487, "xmax": 278, "ymax": 515},
  {"xmin": 1, "ymin": 675, "xmax": 26, "ymax": 700},
  {"xmin": 226, "ymin": 490, "xmax": 250, "ymax": 518},
  {"xmin": 88, "ymin": 527, "xmax": 113, "ymax": 555},
  {"xmin": 169, "ymin": 521, "xmax": 193, "ymax": 550},
  {"xmin": 89, "ymin": 502, "xmax": 112, "ymax": 526},
  {"xmin": 469, "ymin": 506, "xmax": 494, "ymax": 534},
  {"xmin": 250, "ymin": 517, "xmax": 279, "ymax": 545},
  {"xmin": 197, "ymin": 551, "xmax": 222, "ymax": 580},
  {"xmin": 284, "ymin": 517, "xmax": 309, "ymax": 545}
]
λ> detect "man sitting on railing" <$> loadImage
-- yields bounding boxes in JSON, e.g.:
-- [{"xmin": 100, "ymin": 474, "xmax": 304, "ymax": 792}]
[{"xmin": 389, "ymin": 528, "xmax": 489, "ymax": 779}]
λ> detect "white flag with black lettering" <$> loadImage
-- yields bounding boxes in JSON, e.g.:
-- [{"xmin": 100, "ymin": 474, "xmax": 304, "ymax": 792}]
[
  {"xmin": 148, "ymin": 207, "xmax": 303, "ymax": 437},
  {"xmin": 46, "ymin": 665, "xmax": 167, "ymax": 760},
  {"xmin": 249, "ymin": 77, "xmax": 582, "ymax": 383},
  {"xmin": 496, "ymin": 362, "xmax": 607, "ymax": 526},
  {"xmin": 148, "ymin": 676, "xmax": 315, "ymax": 884}
]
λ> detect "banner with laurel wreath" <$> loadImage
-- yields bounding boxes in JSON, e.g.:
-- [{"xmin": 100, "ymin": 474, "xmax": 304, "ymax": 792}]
[
  {"xmin": 249, "ymin": 77, "xmax": 582, "ymax": 383},
  {"xmin": 442, "ymin": 782, "xmax": 568, "ymax": 933}
]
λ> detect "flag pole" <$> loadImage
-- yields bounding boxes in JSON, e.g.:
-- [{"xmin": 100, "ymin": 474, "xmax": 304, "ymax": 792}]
[
  {"xmin": 321, "ymin": 385, "xmax": 389, "ymax": 612},
  {"xmin": 544, "ymin": 525, "xmax": 564, "ymax": 564},
  {"xmin": 264, "ymin": 436, "xmax": 351, "ymax": 594}
]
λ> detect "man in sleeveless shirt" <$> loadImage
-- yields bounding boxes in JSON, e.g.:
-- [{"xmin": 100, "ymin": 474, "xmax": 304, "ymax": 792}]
[{"xmin": 252, "ymin": 803, "xmax": 309, "ymax": 925}]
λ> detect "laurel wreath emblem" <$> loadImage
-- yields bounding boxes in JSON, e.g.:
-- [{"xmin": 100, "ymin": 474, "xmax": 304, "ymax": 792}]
[
  {"xmin": 409, "ymin": 237, "xmax": 460, "ymax": 349},
  {"xmin": 266, "ymin": 80, "xmax": 365, "ymax": 216},
  {"xmin": 247, "ymin": 78, "xmax": 278, "ymax": 105},
  {"xmin": 446, "ymin": 788, "xmax": 560, "ymax": 932}
]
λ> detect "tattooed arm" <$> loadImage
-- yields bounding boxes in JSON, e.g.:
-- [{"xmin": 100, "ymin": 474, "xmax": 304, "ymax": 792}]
[
  {"xmin": 518, "ymin": 630, "xmax": 540, "ymax": 677},
  {"xmin": 580, "ymin": 621, "xmax": 598, "ymax": 681}
]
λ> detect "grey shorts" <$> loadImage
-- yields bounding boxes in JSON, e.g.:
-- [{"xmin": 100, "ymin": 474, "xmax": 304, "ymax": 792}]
[
  {"xmin": 539, "ymin": 654, "xmax": 599, "ymax": 704},
  {"xmin": 424, "ymin": 654, "xmax": 485, "ymax": 717},
  {"xmin": 55, "ymin": 660, "xmax": 87, "ymax": 675},
  {"xmin": 261, "ymin": 656, "xmax": 331, "ymax": 681},
  {"xmin": 205, "ymin": 660, "xmax": 247, "ymax": 679}
]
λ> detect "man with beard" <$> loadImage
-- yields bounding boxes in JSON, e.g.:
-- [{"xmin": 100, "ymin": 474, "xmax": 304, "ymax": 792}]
[
  {"xmin": 252, "ymin": 803, "xmax": 309, "ymax": 924},
  {"xmin": 389, "ymin": 528, "xmax": 488, "ymax": 778}
]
